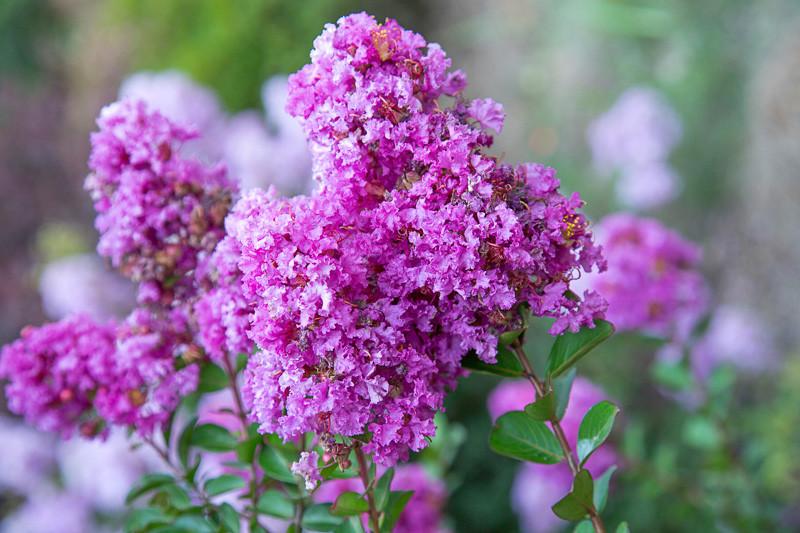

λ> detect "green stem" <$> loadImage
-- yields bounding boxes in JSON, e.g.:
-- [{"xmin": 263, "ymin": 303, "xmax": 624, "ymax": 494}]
[
  {"xmin": 355, "ymin": 445, "xmax": 381, "ymax": 533},
  {"xmin": 510, "ymin": 340, "xmax": 607, "ymax": 533}
]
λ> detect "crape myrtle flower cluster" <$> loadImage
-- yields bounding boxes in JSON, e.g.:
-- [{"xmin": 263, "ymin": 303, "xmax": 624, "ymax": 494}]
[
  {"xmin": 1, "ymin": 99, "xmax": 246, "ymax": 438},
  {"xmin": 587, "ymin": 87, "xmax": 683, "ymax": 210},
  {"xmin": 235, "ymin": 12, "xmax": 606, "ymax": 465},
  {"xmin": 581, "ymin": 213, "xmax": 707, "ymax": 340},
  {"xmin": 86, "ymin": 98, "xmax": 233, "ymax": 305},
  {"xmin": 315, "ymin": 463, "xmax": 447, "ymax": 533},
  {"xmin": 488, "ymin": 378, "xmax": 618, "ymax": 533}
]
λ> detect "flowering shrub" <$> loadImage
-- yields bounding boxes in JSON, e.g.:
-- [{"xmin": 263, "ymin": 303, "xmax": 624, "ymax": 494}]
[{"xmin": 0, "ymin": 12, "xmax": 625, "ymax": 533}]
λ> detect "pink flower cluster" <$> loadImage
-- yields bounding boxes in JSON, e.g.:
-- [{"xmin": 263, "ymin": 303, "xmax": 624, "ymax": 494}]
[
  {"xmin": 582, "ymin": 213, "xmax": 708, "ymax": 339},
  {"xmin": 315, "ymin": 463, "xmax": 447, "ymax": 533},
  {"xmin": 86, "ymin": 99, "xmax": 234, "ymax": 305},
  {"xmin": 0, "ymin": 310, "xmax": 199, "ymax": 438},
  {"xmin": 2, "ymin": 100, "xmax": 247, "ymax": 438},
  {"xmin": 235, "ymin": 13, "xmax": 606, "ymax": 464},
  {"xmin": 488, "ymin": 378, "xmax": 618, "ymax": 533}
]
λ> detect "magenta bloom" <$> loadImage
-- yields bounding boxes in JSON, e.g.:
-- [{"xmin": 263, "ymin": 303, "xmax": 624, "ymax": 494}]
[
  {"xmin": 0, "ymin": 315, "xmax": 117, "ymax": 437},
  {"xmin": 94, "ymin": 308, "xmax": 199, "ymax": 435},
  {"xmin": 489, "ymin": 378, "xmax": 619, "ymax": 532},
  {"xmin": 194, "ymin": 236, "xmax": 253, "ymax": 363},
  {"xmin": 316, "ymin": 463, "xmax": 447, "ymax": 533},
  {"xmin": 583, "ymin": 213, "xmax": 708, "ymax": 339},
  {"xmin": 86, "ymin": 99, "xmax": 235, "ymax": 304},
  {"xmin": 237, "ymin": 13, "xmax": 606, "ymax": 465}
]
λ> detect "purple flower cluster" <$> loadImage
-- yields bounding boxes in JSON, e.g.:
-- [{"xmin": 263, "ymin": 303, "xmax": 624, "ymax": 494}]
[
  {"xmin": 587, "ymin": 87, "xmax": 682, "ymax": 210},
  {"xmin": 0, "ymin": 315, "xmax": 117, "ymax": 437},
  {"xmin": 2, "ymin": 100, "xmax": 246, "ymax": 438},
  {"xmin": 315, "ymin": 463, "xmax": 447, "ymax": 533},
  {"xmin": 0, "ymin": 310, "xmax": 199, "ymax": 438},
  {"xmin": 86, "ymin": 99, "xmax": 234, "ymax": 305},
  {"xmin": 235, "ymin": 13, "xmax": 606, "ymax": 464},
  {"xmin": 194, "ymin": 235, "xmax": 254, "ymax": 363},
  {"xmin": 581, "ymin": 213, "xmax": 708, "ymax": 339},
  {"xmin": 488, "ymin": 378, "xmax": 618, "ymax": 533}
]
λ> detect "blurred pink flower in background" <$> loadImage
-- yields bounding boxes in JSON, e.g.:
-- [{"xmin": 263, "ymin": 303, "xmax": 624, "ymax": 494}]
[
  {"xmin": 587, "ymin": 87, "xmax": 683, "ymax": 210},
  {"xmin": 579, "ymin": 213, "xmax": 709, "ymax": 341}
]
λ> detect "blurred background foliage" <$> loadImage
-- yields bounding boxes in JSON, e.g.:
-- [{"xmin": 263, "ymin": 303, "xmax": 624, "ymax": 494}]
[{"xmin": 2, "ymin": 1, "xmax": 800, "ymax": 531}]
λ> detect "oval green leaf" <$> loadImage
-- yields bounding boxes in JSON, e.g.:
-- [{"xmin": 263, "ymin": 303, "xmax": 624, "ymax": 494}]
[
  {"xmin": 547, "ymin": 319, "xmax": 614, "ymax": 378},
  {"xmin": 577, "ymin": 401, "xmax": 620, "ymax": 465},
  {"xmin": 489, "ymin": 411, "xmax": 563, "ymax": 464}
]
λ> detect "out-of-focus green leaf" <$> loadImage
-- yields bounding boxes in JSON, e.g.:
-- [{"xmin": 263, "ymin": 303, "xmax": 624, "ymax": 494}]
[
  {"xmin": 259, "ymin": 446, "xmax": 296, "ymax": 483},
  {"xmin": 198, "ymin": 362, "xmax": 228, "ymax": 392},
  {"xmin": 593, "ymin": 465, "xmax": 617, "ymax": 512},
  {"xmin": 257, "ymin": 489, "xmax": 294, "ymax": 519},
  {"xmin": 204, "ymin": 474, "xmax": 246, "ymax": 496},
  {"xmin": 191, "ymin": 424, "xmax": 238, "ymax": 452},
  {"xmin": 126, "ymin": 473, "xmax": 174, "ymax": 505},
  {"xmin": 380, "ymin": 490, "xmax": 414, "ymax": 533},
  {"xmin": 331, "ymin": 491, "xmax": 369, "ymax": 516},
  {"xmin": 302, "ymin": 503, "xmax": 344, "ymax": 531}
]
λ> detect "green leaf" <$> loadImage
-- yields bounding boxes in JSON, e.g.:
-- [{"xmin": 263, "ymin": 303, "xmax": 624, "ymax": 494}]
[
  {"xmin": 572, "ymin": 469, "xmax": 594, "ymax": 509},
  {"xmin": 126, "ymin": 473, "xmax": 174, "ymax": 505},
  {"xmin": 219, "ymin": 503, "xmax": 240, "ymax": 533},
  {"xmin": 158, "ymin": 482, "xmax": 192, "ymax": 511},
  {"xmin": 461, "ymin": 344, "xmax": 525, "ymax": 378},
  {"xmin": 236, "ymin": 436, "xmax": 259, "ymax": 464},
  {"xmin": 380, "ymin": 490, "xmax": 414, "ymax": 533},
  {"xmin": 498, "ymin": 328, "xmax": 524, "ymax": 345},
  {"xmin": 489, "ymin": 411, "xmax": 563, "ymax": 464},
  {"xmin": 204, "ymin": 474, "xmax": 246, "ymax": 496},
  {"xmin": 593, "ymin": 465, "xmax": 617, "ymax": 512},
  {"xmin": 125, "ymin": 507, "xmax": 170, "ymax": 532},
  {"xmin": 553, "ymin": 368, "xmax": 577, "ymax": 420},
  {"xmin": 524, "ymin": 391, "xmax": 556, "ymax": 421},
  {"xmin": 574, "ymin": 521, "xmax": 595, "ymax": 533},
  {"xmin": 650, "ymin": 359, "xmax": 693, "ymax": 390},
  {"xmin": 375, "ymin": 467, "xmax": 395, "ymax": 510},
  {"xmin": 547, "ymin": 319, "xmax": 614, "ymax": 378},
  {"xmin": 172, "ymin": 515, "xmax": 215, "ymax": 533},
  {"xmin": 333, "ymin": 518, "xmax": 360, "ymax": 533},
  {"xmin": 259, "ymin": 446, "xmax": 296, "ymax": 483},
  {"xmin": 331, "ymin": 491, "xmax": 369, "ymax": 516},
  {"xmin": 682, "ymin": 417, "xmax": 722, "ymax": 450},
  {"xmin": 577, "ymin": 401, "xmax": 620, "ymax": 465},
  {"xmin": 302, "ymin": 503, "xmax": 344, "ymax": 531},
  {"xmin": 257, "ymin": 489, "xmax": 294, "ymax": 519},
  {"xmin": 178, "ymin": 416, "xmax": 197, "ymax": 468},
  {"xmin": 552, "ymin": 493, "xmax": 588, "ymax": 521},
  {"xmin": 236, "ymin": 353, "xmax": 249, "ymax": 374},
  {"xmin": 616, "ymin": 522, "xmax": 630, "ymax": 533},
  {"xmin": 191, "ymin": 424, "xmax": 238, "ymax": 452},
  {"xmin": 198, "ymin": 362, "xmax": 228, "ymax": 392}
]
